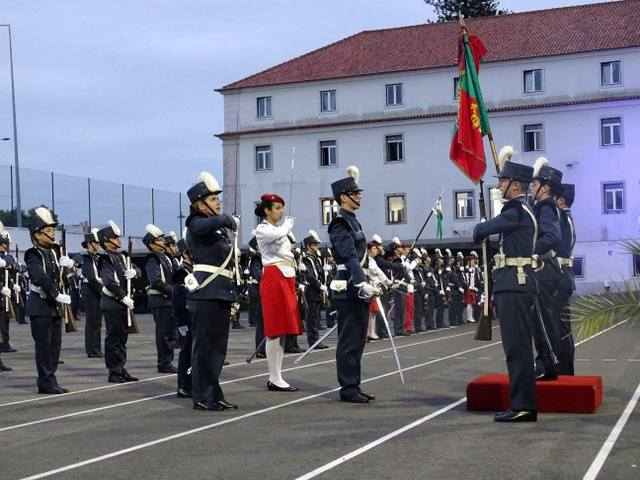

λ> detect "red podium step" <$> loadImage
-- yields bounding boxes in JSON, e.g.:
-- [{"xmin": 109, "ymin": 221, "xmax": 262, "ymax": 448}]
[{"xmin": 467, "ymin": 374, "xmax": 603, "ymax": 413}]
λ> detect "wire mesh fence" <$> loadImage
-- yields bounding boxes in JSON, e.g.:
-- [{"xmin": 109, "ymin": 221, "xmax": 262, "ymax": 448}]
[{"xmin": 1, "ymin": 164, "xmax": 189, "ymax": 236}]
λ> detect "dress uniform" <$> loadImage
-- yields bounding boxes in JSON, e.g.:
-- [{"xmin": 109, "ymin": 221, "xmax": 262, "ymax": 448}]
[
  {"xmin": 248, "ymin": 237, "xmax": 266, "ymax": 358},
  {"xmin": 163, "ymin": 232, "xmax": 181, "ymax": 346},
  {"xmin": 556, "ymin": 183, "xmax": 576, "ymax": 375},
  {"xmin": 448, "ymin": 253, "xmax": 467, "ymax": 326},
  {"xmin": 464, "ymin": 252, "xmax": 482, "ymax": 323},
  {"xmin": 328, "ymin": 166, "xmax": 379, "ymax": 403},
  {"xmin": 15, "ymin": 263, "xmax": 29, "ymax": 325},
  {"xmin": 301, "ymin": 231, "xmax": 329, "ymax": 349},
  {"xmin": 81, "ymin": 229, "xmax": 104, "ymax": 358},
  {"xmin": 411, "ymin": 249, "xmax": 426, "ymax": 332},
  {"xmin": 98, "ymin": 220, "xmax": 140, "ymax": 384},
  {"xmin": 173, "ymin": 238, "xmax": 193, "ymax": 398},
  {"xmin": 24, "ymin": 207, "xmax": 73, "ymax": 394},
  {"xmin": 433, "ymin": 250, "xmax": 449, "ymax": 328},
  {"xmin": 422, "ymin": 252, "xmax": 438, "ymax": 330},
  {"xmin": 0, "ymin": 228, "xmax": 19, "ymax": 353},
  {"xmin": 143, "ymin": 224, "xmax": 178, "ymax": 373},
  {"xmin": 185, "ymin": 171, "xmax": 239, "ymax": 411},
  {"xmin": 530, "ymin": 157, "xmax": 563, "ymax": 380},
  {"xmin": 473, "ymin": 149, "xmax": 538, "ymax": 422}
]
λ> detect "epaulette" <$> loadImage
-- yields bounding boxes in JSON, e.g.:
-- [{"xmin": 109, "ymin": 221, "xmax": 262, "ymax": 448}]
[{"xmin": 327, "ymin": 215, "xmax": 353, "ymax": 235}]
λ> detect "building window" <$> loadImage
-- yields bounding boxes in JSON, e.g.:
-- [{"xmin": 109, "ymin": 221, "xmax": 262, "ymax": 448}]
[
  {"xmin": 320, "ymin": 90, "xmax": 336, "ymax": 112},
  {"xmin": 386, "ymin": 83, "xmax": 403, "ymax": 106},
  {"xmin": 453, "ymin": 77, "xmax": 460, "ymax": 100},
  {"xmin": 255, "ymin": 145, "xmax": 272, "ymax": 171},
  {"xmin": 601, "ymin": 61, "xmax": 621, "ymax": 86},
  {"xmin": 321, "ymin": 198, "xmax": 339, "ymax": 225},
  {"xmin": 572, "ymin": 256, "xmax": 584, "ymax": 279},
  {"xmin": 455, "ymin": 191, "xmax": 475, "ymax": 219},
  {"xmin": 603, "ymin": 182, "xmax": 624, "ymax": 214},
  {"xmin": 385, "ymin": 135, "xmax": 404, "ymax": 163},
  {"xmin": 634, "ymin": 254, "xmax": 640, "ymax": 277},
  {"xmin": 319, "ymin": 140, "xmax": 337, "ymax": 167},
  {"xmin": 257, "ymin": 96, "xmax": 272, "ymax": 118},
  {"xmin": 489, "ymin": 187, "xmax": 504, "ymax": 218},
  {"xmin": 601, "ymin": 117, "xmax": 622, "ymax": 146},
  {"xmin": 386, "ymin": 194, "xmax": 406, "ymax": 224},
  {"xmin": 523, "ymin": 69, "xmax": 543, "ymax": 93},
  {"xmin": 523, "ymin": 124, "xmax": 543, "ymax": 152}
]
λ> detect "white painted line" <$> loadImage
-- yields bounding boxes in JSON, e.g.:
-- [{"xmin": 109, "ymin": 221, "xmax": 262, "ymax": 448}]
[
  {"xmin": 0, "ymin": 324, "xmax": 473, "ymax": 409},
  {"xmin": 583, "ymin": 381, "xmax": 640, "ymax": 480},
  {"xmin": 477, "ymin": 356, "xmax": 492, "ymax": 360},
  {"xmin": 575, "ymin": 320, "xmax": 627, "ymax": 346},
  {"xmin": 0, "ymin": 328, "xmax": 489, "ymax": 430},
  {"xmin": 454, "ymin": 356, "xmax": 468, "ymax": 360},
  {"xmin": 601, "ymin": 359, "xmax": 616, "ymax": 362},
  {"xmin": 628, "ymin": 359, "xmax": 640, "ymax": 362},
  {"xmin": 17, "ymin": 342, "xmax": 503, "ymax": 480},
  {"xmin": 576, "ymin": 359, "xmax": 591, "ymax": 362},
  {"xmin": 294, "ymin": 398, "xmax": 467, "ymax": 480}
]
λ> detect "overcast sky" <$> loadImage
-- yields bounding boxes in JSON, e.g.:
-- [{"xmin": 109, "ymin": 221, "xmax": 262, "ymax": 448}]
[{"xmin": 0, "ymin": 0, "xmax": 612, "ymax": 193}]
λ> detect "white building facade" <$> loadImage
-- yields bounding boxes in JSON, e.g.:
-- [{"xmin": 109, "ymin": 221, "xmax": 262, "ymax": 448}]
[{"xmin": 217, "ymin": 3, "xmax": 640, "ymax": 294}]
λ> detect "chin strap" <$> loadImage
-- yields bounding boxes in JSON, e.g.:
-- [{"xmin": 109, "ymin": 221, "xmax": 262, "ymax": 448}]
[{"xmin": 344, "ymin": 193, "xmax": 361, "ymax": 208}]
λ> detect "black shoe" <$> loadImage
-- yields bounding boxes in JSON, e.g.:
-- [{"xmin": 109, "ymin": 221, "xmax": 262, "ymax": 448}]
[
  {"xmin": 87, "ymin": 353, "xmax": 103, "ymax": 358},
  {"xmin": 1, "ymin": 346, "xmax": 17, "ymax": 353},
  {"xmin": 358, "ymin": 390, "xmax": 376, "ymax": 401},
  {"xmin": 108, "ymin": 374, "xmax": 126, "ymax": 384},
  {"xmin": 255, "ymin": 352, "xmax": 266, "ymax": 359},
  {"xmin": 315, "ymin": 343, "xmax": 329, "ymax": 350},
  {"xmin": 494, "ymin": 410, "xmax": 537, "ymax": 422},
  {"xmin": 121, "ymin": 371, "xmax": 139, "ymax": 382},
  {"xmin": 340, "ymin": 391, "xmax": 369, "ymax": 404},
  {"xmin": 38, "ymin": 386, "xmax": 65, "ymax": 394},
  {"xmin": 267, "ymin": 381, "xmax": 299, "ymax": 392},
  {"xmin": 367, "ymin": 336, "xmax": 380, "ymax": 342},
  {"xmin": 158, "ymin": 365, "xmax": 178, "ymax": 374},
  {"xmin": 193, "ymin": 402, "xmax": 225, "ymax": 411},
  {"xmin": 216, "ymin": 399, "xmax": 239, "ymax": 410},
  {"xmin": 55, "ymin": 385, "xmax": 70, "ymax": 393},
  {"xmin": 284, "ymin": 347, "xmax": 304, "ymax": 354},
  {"xmin": 535, "ymin": 372, "xmax": 558, "ymax": 381},
  {"xmin": 0, "ymin": 362, "xmax": 12, "ymax": 371},
  {"xmin": 57, "ymin": 360, "xmax": 65, "ymax": 364},
  {"xmin": 177, "ymin": 388, "xmax": 192, "ymax": 398},
  {"xmin": 232, "ymin": 322, "xmax": 245, "ymax": 329},
  {"xmin": 223, "ymin": 360, "xmax": 230, "ymax": 366}
]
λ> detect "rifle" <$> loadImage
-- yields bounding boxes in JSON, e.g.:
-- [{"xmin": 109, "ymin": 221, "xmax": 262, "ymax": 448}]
[
  {"xmin": 59, "ymin": 226, "xmax": 77, "ymax": 333},
  {"xmin": 473, "ymin": 184, "xmax": 493, "ymax": 342},
  {"xmin": 3, "ymin": 262, "xmax": 15, "ymax": 318},
  {"xmin": 126, "ymin": 237, "xmax": 139, "ymax": 334},
  {"xmin": 321, "ymin": 252, "xmax": 331, "ymax": 309},
  {"xmin": 14, "ymin": 245, "xmax": 20, "ymax": 306}
]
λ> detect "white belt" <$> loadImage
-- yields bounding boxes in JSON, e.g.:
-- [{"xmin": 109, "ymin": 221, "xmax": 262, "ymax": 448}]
[
  {"xmin": 148, "ymin": 288, "xmax": 165, "ymax": 296},
  {"xmin": 30, "ymin": 284, "xmax": 46, "ymax": 297},
  {"xmin": 556, "ymin": 257, "xmax": 573, "ymax": 267},
  {"xmin": 193, "ymin": 264, "xmax": 234, "ymax": 279},
  {"xmin": 336, "ymin": 264, "xmax": 369, "ymax": 275},
  {"xmin": 249, "ymin": 279, "xmax": 259, "ymax": 285},
  {"xmin": 102, "ymin": 287, "xmax": 116, "ymax": 298}
]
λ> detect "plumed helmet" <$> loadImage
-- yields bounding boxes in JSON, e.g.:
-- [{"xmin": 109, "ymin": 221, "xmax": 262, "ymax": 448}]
[
  {"xmin": 97, "ymin": 220, "xmax": 122, "ymax": 243},
  {"xmin": 29, "ymin": 207, "xmax": 58, "ymax": 235},
  {"xmin": 142, "ymin": 224, "xmax": 164, "ymax": 249},
  {"xmin": 331, "ymin": 165, "xmax": 363, "ymax": 197},
  {"xmin": 187, "ymin": 171, "xmax": 222, "ymax": 203}
]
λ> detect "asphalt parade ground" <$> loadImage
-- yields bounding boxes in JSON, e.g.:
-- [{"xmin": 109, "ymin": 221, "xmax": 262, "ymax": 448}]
[{"xmin": 1, "ymin": 314, "xmax": 638, "ymax": 480}]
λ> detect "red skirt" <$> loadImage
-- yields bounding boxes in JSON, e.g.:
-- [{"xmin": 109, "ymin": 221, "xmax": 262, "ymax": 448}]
[
  {"xmin": 260, "ymin": 265, "xmax": 302, "ymax": 337},
  {"xmin": 465, "ymin": 290, "xmax": 478, "ymax": 305},
  {"xmin": 369, "ymin": 299, "xmax": 380, "ymax": 313},
  {"xmin": 403, "ymin": 292, "xmax": 415, "ymax": 332}
]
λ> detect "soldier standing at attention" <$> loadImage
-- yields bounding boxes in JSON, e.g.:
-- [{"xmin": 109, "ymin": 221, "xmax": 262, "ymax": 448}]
[{"xmin": 82, "ymin": 229, "xmax": 104, "ymax": 358}]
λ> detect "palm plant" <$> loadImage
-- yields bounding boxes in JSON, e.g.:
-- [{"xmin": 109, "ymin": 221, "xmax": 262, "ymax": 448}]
[{"xmin": 572, "ymin": 239, "xmax": 640, "ymax": 340}]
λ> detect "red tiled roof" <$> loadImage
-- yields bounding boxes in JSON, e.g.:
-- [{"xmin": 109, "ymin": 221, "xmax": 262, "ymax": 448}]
[
  {"xmin": 215, "ymin": 95, "xmax": 640, "ymax": 139},
  {"xmin": 219, "ymin": 1, "xmax": 640, "ymax": 92}
]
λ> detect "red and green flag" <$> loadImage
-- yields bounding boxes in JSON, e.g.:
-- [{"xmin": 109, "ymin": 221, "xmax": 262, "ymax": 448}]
[{"xmin": 449, "ymin": 32, "xmax": 491, "ymax": 184}]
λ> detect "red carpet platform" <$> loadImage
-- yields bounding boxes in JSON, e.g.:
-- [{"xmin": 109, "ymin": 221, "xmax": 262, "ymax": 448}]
[{"xmin": 467, "ymin": 374, "xmax": 603, "ymax": 413}]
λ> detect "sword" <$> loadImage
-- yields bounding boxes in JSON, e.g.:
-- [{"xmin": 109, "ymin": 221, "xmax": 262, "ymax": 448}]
[
  {"xmin": 375, "ymin": 296, "xmax": 405, "ymax": 384},
  {"xmin": 533, "ymin": 297, "xmax": 560, "ymax": 366},
  {"xmin": 295, "ymin": 323, "xmax": 338, "ymax": 364},
  {"xmin": 246, "ymin": 337, "xmax": 267, "ymax": 364}
]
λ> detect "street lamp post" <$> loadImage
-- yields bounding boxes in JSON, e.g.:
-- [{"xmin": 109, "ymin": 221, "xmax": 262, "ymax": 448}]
[{"xmin": 1, "ymin": 25, "xmax": 22, "ymax": 227}]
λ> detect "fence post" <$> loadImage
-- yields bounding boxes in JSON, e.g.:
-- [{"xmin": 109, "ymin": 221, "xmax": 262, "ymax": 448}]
[
  {"xmin": 151, "ymin": 187, "xmax": 155, "ymax": 224},
  {"xmin": 87, "ymin": 178, "xmax": 92, "ymax": 228},
  {"xmin": 51, "ymin": 171, "xmax": 55, "ymax": 214},
  {"xmin": 121, "ymin": 183, "xmax": 126, "ymax": 236}
]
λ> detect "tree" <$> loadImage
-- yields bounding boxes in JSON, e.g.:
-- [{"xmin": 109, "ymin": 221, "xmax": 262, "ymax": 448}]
[
  {"xmin": 0, "ymin": 207, "xmax": 59, "ymax": 228},
  {"xmin": 424, "ymin": 0, "xmax": 510, "ymax": 22}
]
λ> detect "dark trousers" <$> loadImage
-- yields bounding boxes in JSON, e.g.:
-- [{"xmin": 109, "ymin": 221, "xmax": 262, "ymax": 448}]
[
  {"xmin": 392, "ymin": 289, "xmax": 406, "ymax": 335},
  {"xmin": 30, "ymin": 315, "xmax": 62, "ymax": 390},
  {"xmin": 152, "ymin": 306, "xmax": 175, "ymax": 370},
  {"xmin": 413, "ymin": 293, "xmax": 425, "ymax": 332},
  {"xmin": 104, "ymin": 309, "xmax": 129, "ymax": 376},
  {"xmin": 189, "ymin": 299, "xmax": 231, "ymax": 407},
  {"xmin": 285, "ymin": 334, "xmax": 300, "ymax": 351},
  {"xmin": 177, "ymin": 329, "xmax": 193, "ymax": 392},
  {"xmin": 533, "ymin": 279, "xmax": 560, "ymax": 376},
  {"xmin": 557, "ymin": 287, "xmax": 575, "ymax": 375},
  {"xmin": 16, "ymin": 298, "xmax": 27, "ymax": 323},
  {"xmin": 334, "ymin": 299, "xmax": 369, "ymax": 395},
  {"xmin": 83, "ymin": 291, "xmax": 103, "ymax": 356},
  {"xmin": 495, "ymin": 291, "xmax": 537, "ymax": 411},
  {"xmin": 251, "ymin": 293, "xmax": 265, "ymax": 353},
  {"xmin": 450, "ymin": 295, "xmax": 463, "ymax": 326},
  {"xmin": 305, "ymin": 299, "xmax": 321, "ymax": 346},
  {"xmin": 326, "ymin": 306, "xmax": 337, "ymax": 328},
  {"xmin": 0, "ymin": 308, "xmax": 11, "ymax": 348},
  {"xmin": 425, "ymin": 296, "xmax": 436, "ymax": 329},
  {"xmin": 434, "ymin": 298, "xmax": 447, "ymax": 328}
]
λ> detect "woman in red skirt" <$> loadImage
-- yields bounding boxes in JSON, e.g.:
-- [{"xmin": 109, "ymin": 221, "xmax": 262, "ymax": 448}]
[{"xmin": 255, "ymin": 194, "xmax": 302, "ymax": 392}]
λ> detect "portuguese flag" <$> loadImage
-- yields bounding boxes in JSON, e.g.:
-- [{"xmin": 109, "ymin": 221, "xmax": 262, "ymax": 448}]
[{"xmin": 449, "ymin": 32, "xmax": 491, "ymax": 184}]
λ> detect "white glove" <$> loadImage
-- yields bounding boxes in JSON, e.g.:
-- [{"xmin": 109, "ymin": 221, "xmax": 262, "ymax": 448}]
[
  {"xmin": 178, "ymin": 325, "xmax": 189, "ymax": 336},
  {"xmin": 446, "ymin": 287, "xmax": 451, "ymax": 292},
  {"xmin": 243, "ymin": 269, "xmax": 250, "ymax": 275},
  {"xmin": 424, "ymin": 293, "xmax": 429, "ymax": 301},
  {"xmin": 1, "ymin": 286, "xmax": 11, "ymax": 297},
  {"xmin": 121, "ymin": 296, "xmax": 135, "ymax": 309},
  {"xmin": 298, "ymin": 284, "xmax": 305, "ymax": 292},
  {"xmin": 13, "ymin": 284, "xmax": 21, "ymax": 293},
  {"xmin": 58, "ymin": 255, "xmax": 74, "ymax": 268},
  {"xmin": 407, "ymin": 284, "xmax": 415, "ymax": 293},
  {"xmin": 232, "ymin": 215, "xmax": 241, "ymax": 229},
  {"xmin": 298, "ymin": 262, "xmax": 307, "ymax": 272},
  {"xmin": 355, "ymin": 282, "xmax": 380, "ymax": 299},
  {"xmin": 0, "ymin": 258, "xmax": 6, "ymax": 268},
  {"xmin": 384, "ymin": 278, "xmax": 393, "ymax": 287},
  {"xmin": 124, "ymin": 268, "xmax": 137, "ymax": 280},
  {"xmin": 458, "ymin": 287, "xmax": 465, "ymax": 293},
  {"xmin": 55, "ymin": 293, "xmax": 71, "ymax": 305},
  {"xmin": 439, "ymin": 289, "xmax": 445, "ymax": 296},
  {"xmin": 427, "ymin": 272, "xmax": 433, "ymax": 278},
  {"xmin": 323, "ymin": 264, "xmax": 332, "ymax": 272},
  {"xmin": 282, "ymin": 216, "xmax": 295, "ymax": 232},
  {"xmin": 320, "ymin": 285, "xmax": 328, "ymax": 293},
  {"xmin": 479, "ymin": 293, "xmax": 486, "ymax": 304},
  {"xmin": 470, "ymin": 286, "xmax": 478, "ymax": 292}
]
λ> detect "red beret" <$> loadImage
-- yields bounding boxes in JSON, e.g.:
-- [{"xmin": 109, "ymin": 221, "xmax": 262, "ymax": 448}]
[{"xmin": 261, "ymin": 193, "xmax": 285, "ymax": 205}]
